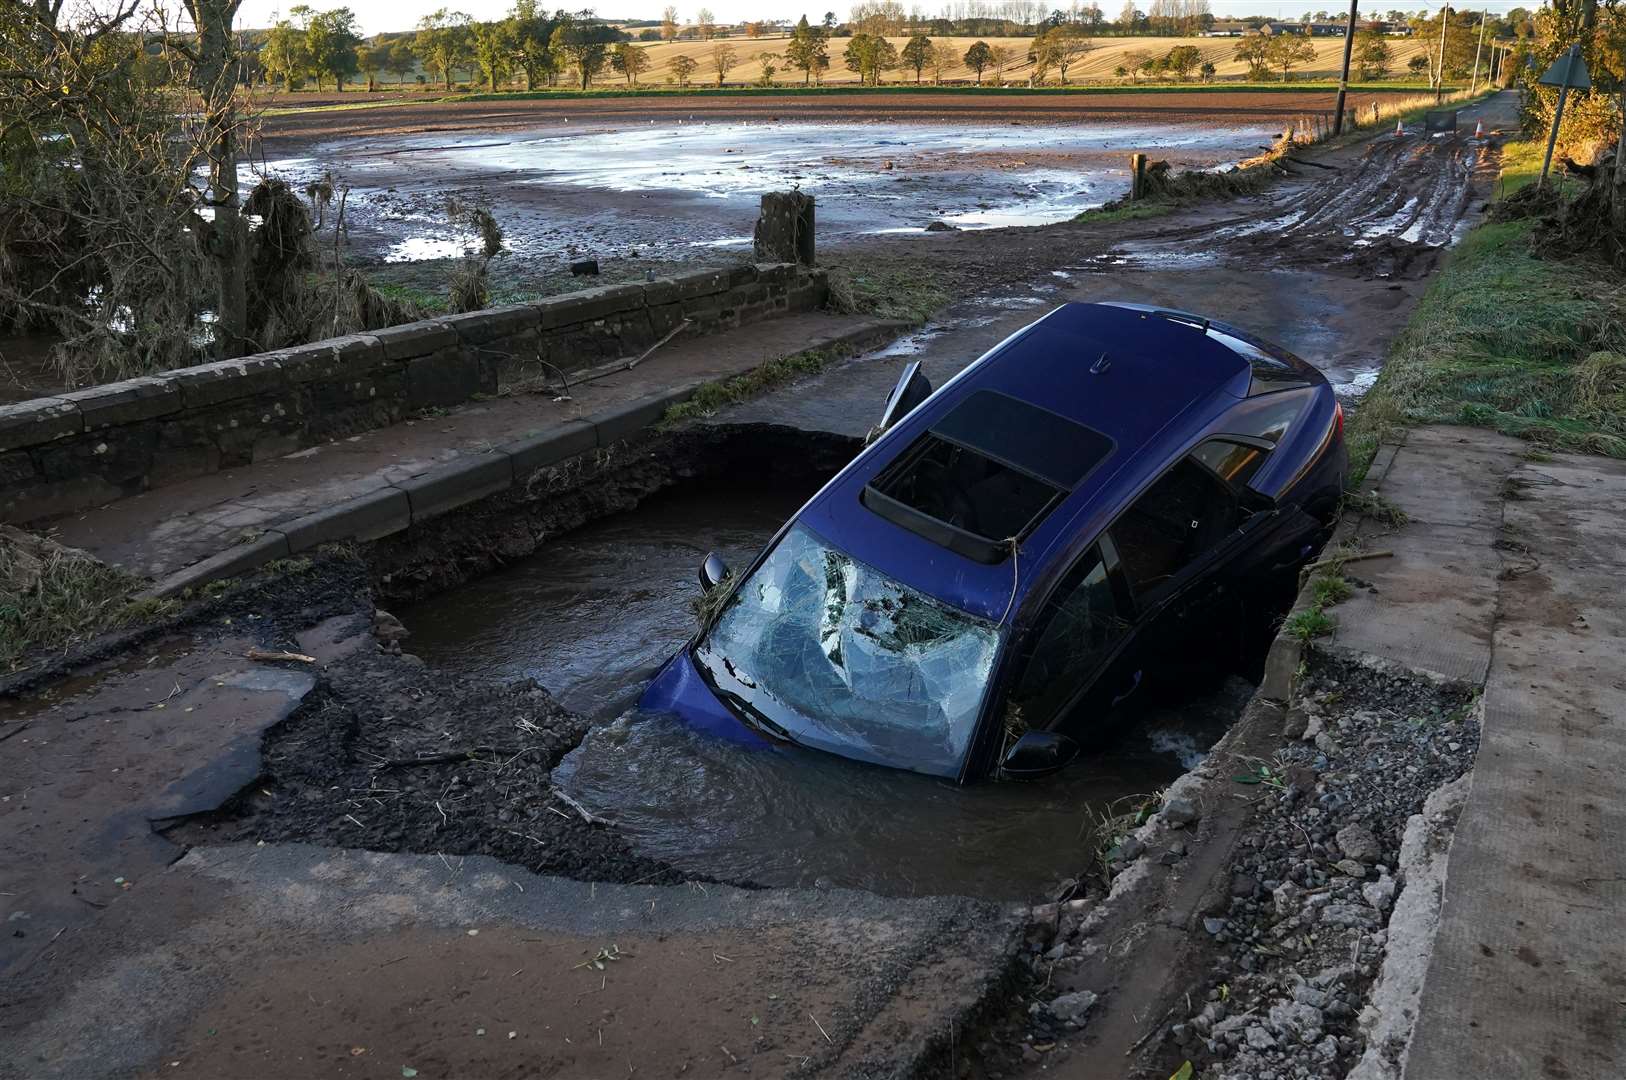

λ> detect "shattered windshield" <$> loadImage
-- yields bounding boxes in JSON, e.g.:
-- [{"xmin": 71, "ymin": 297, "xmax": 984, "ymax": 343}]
[{"xmin": 694, "ymin": 525, "xmax": 1000, "ymax": 778}]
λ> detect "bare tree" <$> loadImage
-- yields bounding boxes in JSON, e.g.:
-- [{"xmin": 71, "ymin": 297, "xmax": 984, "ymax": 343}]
[{"xmin": 710, "ymin": 41, "xmax": 738, "ymax": 84}]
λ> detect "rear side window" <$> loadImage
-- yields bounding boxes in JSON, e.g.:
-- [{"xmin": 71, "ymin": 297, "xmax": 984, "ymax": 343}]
[{"xmin": 1112, "ymin": 439, "xmax": 1263, "ymax": 602}]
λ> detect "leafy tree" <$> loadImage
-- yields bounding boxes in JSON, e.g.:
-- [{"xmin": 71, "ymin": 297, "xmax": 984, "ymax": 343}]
[
  {"xmin": 385, "ymin": 40, "xmax": 417, "ymax": 84},
  {"xmin": 901, "ymin": 34, "xmax": 935, "ymax": 84},
  {"xmin": 1113, "ymin": 63, "xmax": 1129, "ymax": 79},
  {"xmin": 472, "ymin": 20, "xmax": 514, "ymax": 91},
  {"xmin": 755, "ymin": 49, "xmax": 780, "ymax": 83},
  {"xmin": 550, "ymin": 14, "xmax": 620, "ymax": 89},
  {"xmin": 1053, "ymin": 25, "xmax": 1094, "ymax": 82},
  {"xmin": 297, "ymin": 6, "xmax": 362, "ymax": 91},
  {"xmin": 661, "ymin": 4, "xmax": 679, "ymax": 38},
  {"xmin": 610, "ymin": 41, "xmax": 651, "ymax": 84},
  {"xmin": 696, "ymin": 7, "xmax": 716, "ymax": 38},
  {"xmin": 1162, "ymin": 43, "xmax": 1201, "ymax": 79},
  {"xmin": 1232, "ymin": 33, "xmax": 1272, "ymax": 80},
  {"xmin": 357, "ymin": 39, "xmax": 390, "ymax": 91},
  {"xmin": 1406, "ymin": 53, "xmax": 1429, "ymax": 79},
  {"xmin": 709, "ymin": 41, "xmax": 738, "ymax": 84},
  {"xmin": 672, "ymin": 52, "xmax": 698, "ymax": 84},
  {"xmin": 414, "ymin": 8, "xmax": 473, "ymax": 91},
  {"xmin": 1123, "ymin": 47, "xmax": 1151, "ymax": 81},
  {"xmin": 1198, "ymin": 58, "xmax": 1216, "ymax": 80},
  {"xmin": 1267, "ymin": 33, "xmax": 1316, "ymax": 80},
  {"xmin": 509, "ymin": 0, "xmax": 564, "ymax": 89},
  {"xmin": 987, "ymin": 43, "xmax": 1014, "ymax": 84},
  {"xmin": 1353, "ymin": 28, "xmax": 1391, "ymax": 79},
  {"xmin": 263, "ymin": 19, "xmax": 310, "ymax": 88},
  {"xmin": 785, "ymin": 15, "xmax": 831, "ymax": 84},
  {"xmin": 1028, "ymin": 28, "xmax": 1060, "ymax": 82},
  {"xmin": 963, "ymin": 38, "xmax": 992, "ymax": 83},
  {"xmin": 843, "ymin": 33, "xmax": 897, "ymax": 84}
]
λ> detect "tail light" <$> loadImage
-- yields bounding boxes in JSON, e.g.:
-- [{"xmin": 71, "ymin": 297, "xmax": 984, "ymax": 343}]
[{"xmin": 1333, "ymin": 402, "xmax": 1345, "ymax": 439}]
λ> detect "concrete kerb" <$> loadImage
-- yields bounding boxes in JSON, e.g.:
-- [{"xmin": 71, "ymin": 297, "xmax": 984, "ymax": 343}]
[
  {"xmin": 145, "ymin": 530, "xmax": 292, "ymax": 599},
  {"xmin": 282, "ymin": 487, "xmax": 411, "ymax": 552},
  {"xmin": 395, "ymin": 451, "xmax": 515, "ymax": 522},
  {"xmin": 135, "ymin": 316, "xmax": 912, "ymax": 600}
]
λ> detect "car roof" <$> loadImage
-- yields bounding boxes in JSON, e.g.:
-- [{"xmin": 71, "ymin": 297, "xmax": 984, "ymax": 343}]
[{"xmin": 795, "ymin": 302, "xmax": 1283, "ymax": 623}]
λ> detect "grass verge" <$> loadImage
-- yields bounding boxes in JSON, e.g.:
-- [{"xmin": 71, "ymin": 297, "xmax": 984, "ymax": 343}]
[
  {"xmin": 1346, "ymin": 152, "xmax": 1626, "ymax": 477},
  {"xmin": 660, "ymin": 343, "xmax": 855, "ymax": 425},
  {"xmin": 0, "ymin": 529, "xmax": 175, "ymax": 671}
]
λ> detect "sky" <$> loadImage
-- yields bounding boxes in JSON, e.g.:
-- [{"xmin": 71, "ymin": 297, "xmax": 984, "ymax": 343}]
[{"xmin": 235, "ymin": 0, "xmax": 1530, "ymax": 36}]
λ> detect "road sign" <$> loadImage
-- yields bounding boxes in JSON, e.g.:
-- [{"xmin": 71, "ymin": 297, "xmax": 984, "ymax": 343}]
[{"xmin": 1538, "ymin": 45, "xmax": 1590, "ymax": 90}]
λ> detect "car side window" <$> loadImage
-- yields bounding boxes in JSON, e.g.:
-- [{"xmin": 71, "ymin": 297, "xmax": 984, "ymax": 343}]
[
  {"xmin": 1111, "ymin": 439, "xmax": 1266, "ymax": 603},
  {"xmin": 1009, "ymin": 547, "xmax": 1130, "ymax": 729}
]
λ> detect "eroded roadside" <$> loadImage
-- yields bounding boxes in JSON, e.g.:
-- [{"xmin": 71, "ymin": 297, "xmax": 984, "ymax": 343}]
[{"xmin": 1, "ymin": 96, "xmax": 1526, "ymax": 1080}]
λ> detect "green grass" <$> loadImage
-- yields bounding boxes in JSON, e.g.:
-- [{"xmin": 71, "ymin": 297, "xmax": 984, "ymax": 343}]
[
  {"xmin": 1348, "ymin": 194, "xmax": 1626, "ymax": 473},
  {"xmin": 1493, "ymin": 138, "xmax": 1585, "ymax": 199},
  {"xmin": 0, "ymin": 534, "xmax": 177, "ymax": 671},
  {"xmin": 824, "ymin": 262, "xmax": 950, "ymax": 323},
  {"xmin": 1284, "ymin": 606, "xmax": 1337, "ymax": 643},
  {"xmin": 1311, "ymin": 574, "xmax": 1354, "ymax": 608},
  {"xmin": 660, "ymin": 344, "xmax": 850, "ymax": 424}
]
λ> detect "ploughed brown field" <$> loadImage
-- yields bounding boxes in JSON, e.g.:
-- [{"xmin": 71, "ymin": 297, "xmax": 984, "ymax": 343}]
[{"xmin": 256, "ymin": 88, "xmax": 1429, "ymax": 155}]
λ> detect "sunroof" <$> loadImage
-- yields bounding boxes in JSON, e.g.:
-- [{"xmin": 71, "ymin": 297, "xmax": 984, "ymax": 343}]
[{"xmin": 861, "ymin": 391, "xmax": 1114, "ymax": 564}]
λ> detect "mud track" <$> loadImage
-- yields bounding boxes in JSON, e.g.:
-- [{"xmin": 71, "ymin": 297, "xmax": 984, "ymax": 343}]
[{"xmin": 1077, "ymin": 131, "xmax": 1493, "ymax": 281}]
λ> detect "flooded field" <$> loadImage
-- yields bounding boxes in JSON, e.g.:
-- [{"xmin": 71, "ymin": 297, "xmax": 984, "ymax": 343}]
[
  {"xmin": 404, "ymin": 474, "xmax": 1255, "ymax": 901},
  {"xmin": 264, "ymin": 119, "xmax": 1278, "ymax": 263}
]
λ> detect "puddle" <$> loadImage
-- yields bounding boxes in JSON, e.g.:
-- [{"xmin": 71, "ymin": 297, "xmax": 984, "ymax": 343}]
[
  {"xmin": 404, "ymin": 480, "xmax": 819, "ymax": 717},
  {"xmin": 554, "ymin": 677, "xmax": 1253, "ymax": 901},
  {"xmin": 268, "ymin": 120, "xmax": 1277, "ymax": 263}
]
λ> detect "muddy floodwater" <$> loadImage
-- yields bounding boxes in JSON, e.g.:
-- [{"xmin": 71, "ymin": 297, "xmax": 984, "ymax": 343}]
[
  {"xmin": 405, "ymin": 477, "xmax": 1255, "ymax": 900},
  {"xmin": 267, "ymin": 120, "xmax": 1279, "ymax": 263}
]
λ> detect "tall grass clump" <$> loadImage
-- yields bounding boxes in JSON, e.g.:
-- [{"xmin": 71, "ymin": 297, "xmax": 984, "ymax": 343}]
[
  {"xmin": 1348, "ymin": 214, "xmax": 1626, "ymax": 474},
  {"xmin": 0, "ymin": 528, "xmax": 173, "ymax": 670}
]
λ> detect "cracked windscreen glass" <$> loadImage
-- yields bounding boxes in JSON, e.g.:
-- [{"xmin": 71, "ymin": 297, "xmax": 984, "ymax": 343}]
[{"xmin": 694, "ymin": 524, "xmax": 1000, "ymax": 778}]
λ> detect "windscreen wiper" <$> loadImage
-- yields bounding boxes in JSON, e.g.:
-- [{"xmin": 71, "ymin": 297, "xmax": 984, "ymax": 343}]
[{"xmin": 716, "ymin": 687, "xmax": 797, "ymax": 746}]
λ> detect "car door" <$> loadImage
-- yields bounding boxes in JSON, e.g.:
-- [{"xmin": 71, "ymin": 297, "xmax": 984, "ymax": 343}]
[
  {"xmin": 1000, "ymin": 543, "xmax": 1138, "ymax": 749},
  {"xmin": 1108, "ymin": 438, "xmax": 1273, "ymax": 665}
]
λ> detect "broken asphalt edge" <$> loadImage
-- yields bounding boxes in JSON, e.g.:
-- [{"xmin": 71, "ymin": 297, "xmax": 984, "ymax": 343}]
[
  {"xmin": 140, "ymin": 320, "xmax": 910, "ymax": 600},
  {"xmin": 1085, "ymin": 430, "xmax": 1483, "ymax": 1074}
]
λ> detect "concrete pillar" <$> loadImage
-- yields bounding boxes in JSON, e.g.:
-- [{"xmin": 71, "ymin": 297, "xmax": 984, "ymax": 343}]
[{"xmin": 753, "ymin": 191, "xmax": 816, "ymax": 266}]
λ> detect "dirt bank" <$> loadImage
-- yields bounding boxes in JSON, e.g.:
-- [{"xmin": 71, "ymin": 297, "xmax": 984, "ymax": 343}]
[{"xmin": 256, "ymin": 89, "xmax": 1429, "ymax": 156}]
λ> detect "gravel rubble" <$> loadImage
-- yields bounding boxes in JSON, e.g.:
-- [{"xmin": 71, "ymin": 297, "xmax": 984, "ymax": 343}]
[{"xmin": 1168, "ymin": 650, "xmax": 1479, "ymax": 1079}]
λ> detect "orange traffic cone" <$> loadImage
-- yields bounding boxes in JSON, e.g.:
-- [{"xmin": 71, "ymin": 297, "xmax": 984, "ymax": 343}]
[
  {"xmin": 1473, "ymin": 119, "xmax": 1485, "ymax": 138},
  {"xmin": 1394, "ymin": 117, "xmax": 1405, "ymax": 137}
]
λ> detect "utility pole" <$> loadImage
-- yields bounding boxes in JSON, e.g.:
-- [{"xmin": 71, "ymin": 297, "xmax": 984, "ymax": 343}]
[
  {"xmin": 1434, "ymin": 2, "xmax": 1449, "ymax": 103},
  {"xmin": 1333, "ymin": 0, "xmax": 1359, "ymax": 134},
  {"xmin": 1470, "ymin": 7, "xmax": 1486, "ymax": 92}
]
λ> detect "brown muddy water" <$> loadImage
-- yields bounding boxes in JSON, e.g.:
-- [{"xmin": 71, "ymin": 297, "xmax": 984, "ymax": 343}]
[{"xmin": 404, "ymin": 474, "xmax": 1258, "ymax": 901}]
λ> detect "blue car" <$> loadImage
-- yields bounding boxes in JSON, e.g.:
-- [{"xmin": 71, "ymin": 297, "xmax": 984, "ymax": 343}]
[{"xmin": 641, "ymin": 302, "xmax": 1347, "ymax": 782}]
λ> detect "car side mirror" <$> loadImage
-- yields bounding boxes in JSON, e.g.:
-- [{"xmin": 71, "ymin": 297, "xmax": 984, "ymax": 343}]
[
  {"xmin": 1000, "ymin": 731, "xmax": 1081, "ymax": 780},
  {"xmin": 698, "ymin": 552, "xmax": 730, "ymax": 592},
  {"xmin": 874, "ymin": 360, "xmax": 933, "ymax": 437}
]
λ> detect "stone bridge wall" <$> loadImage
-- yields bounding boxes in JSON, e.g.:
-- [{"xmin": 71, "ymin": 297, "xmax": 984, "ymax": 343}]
[{"xmin": 0, "ymin": 263, "xmax": 825, "ymax": 524}]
